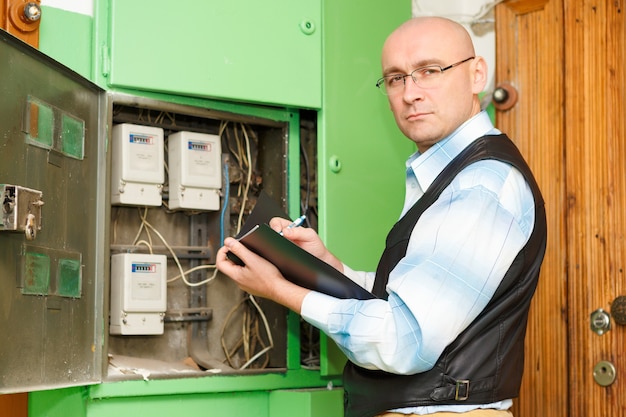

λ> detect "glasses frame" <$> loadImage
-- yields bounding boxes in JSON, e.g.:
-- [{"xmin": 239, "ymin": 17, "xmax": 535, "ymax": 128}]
[{"xmin": 376, "ymin": 56, "xmax": 475, "ymax": 95}]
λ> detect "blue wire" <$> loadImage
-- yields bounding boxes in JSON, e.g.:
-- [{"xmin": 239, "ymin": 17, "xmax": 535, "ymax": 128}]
[{"xmin": 219, "ymin": 161, "xmax": 230, "ymax": 247}]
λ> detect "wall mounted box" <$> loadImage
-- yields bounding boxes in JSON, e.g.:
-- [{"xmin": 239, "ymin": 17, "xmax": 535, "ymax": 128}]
[
  {"xmin": 110, "ymin": 253, "xmax": 167, "ymax": 335},
  {"xmin": 110, "ymin": 123, "xmax": 165, "ymax": 207},
  {"xmin": 167, "ymin": 131, "xmax": 222, "ymax": 211}
]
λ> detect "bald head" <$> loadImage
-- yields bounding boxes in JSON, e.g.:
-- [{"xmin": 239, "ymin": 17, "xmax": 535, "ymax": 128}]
[
  {"xmin": 393, "ymin": 17, "xmax": 474, "ymax": 47},
  {"xmin": 382, "ymin": 17, "xmax": 476, "ymax": 75}
]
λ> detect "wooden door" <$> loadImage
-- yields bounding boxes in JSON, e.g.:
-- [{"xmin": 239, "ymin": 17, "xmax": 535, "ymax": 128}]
[
  {"xmin": 495, "ymin": 0, "xmax": 626, "ymax": 416},
  {"xmin": 0, "ymin": 393, "xmax": 28, "ymax": 417}
]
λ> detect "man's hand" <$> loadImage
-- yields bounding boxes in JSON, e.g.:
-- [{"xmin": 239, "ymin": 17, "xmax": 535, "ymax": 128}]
[{"xmin": 216, "ymin": 236, "xmax": 310, "ymax": 314}]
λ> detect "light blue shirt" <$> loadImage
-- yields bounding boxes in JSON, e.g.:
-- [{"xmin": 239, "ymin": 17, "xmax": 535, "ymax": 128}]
[{"xmin": 301, "ymin": 111, "xmax": 535, "ymax": 414}]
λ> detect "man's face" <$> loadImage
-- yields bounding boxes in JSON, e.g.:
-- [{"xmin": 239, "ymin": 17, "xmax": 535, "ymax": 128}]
[{"xmin": 381, "ymin": 20, "xmax": 485, "ymax": 153}]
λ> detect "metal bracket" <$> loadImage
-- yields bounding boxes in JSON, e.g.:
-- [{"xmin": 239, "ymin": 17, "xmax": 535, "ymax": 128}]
[{"xmin": 1, "ymin": 184, "xmax": 44, "ymax": 240}]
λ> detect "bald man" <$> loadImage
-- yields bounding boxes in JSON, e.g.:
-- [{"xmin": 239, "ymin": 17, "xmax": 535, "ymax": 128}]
[{"xmin": 217, "ymin": 17, "xmax": 546, "ymax": 417}]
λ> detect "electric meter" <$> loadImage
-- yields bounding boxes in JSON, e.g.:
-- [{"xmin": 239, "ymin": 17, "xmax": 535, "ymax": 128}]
[
  {"xmin": 110, "ymin": 253, "xmax": 167, "ymax": 335},
  {"xmin": 168, "ymin": 131, "xmax": 222, "ymax": 210},
  {"xmin": 111, "ymin": 123, "xmax": 165, "ymax": 206}
]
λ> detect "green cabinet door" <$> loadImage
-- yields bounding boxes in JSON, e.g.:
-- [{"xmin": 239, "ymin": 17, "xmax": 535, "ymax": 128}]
[{"xmin": 105, "ymin": 0, "xmax": 321, "ymax": 108}]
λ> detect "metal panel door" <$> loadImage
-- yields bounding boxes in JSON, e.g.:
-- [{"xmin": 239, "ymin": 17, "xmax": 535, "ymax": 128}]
[
  {"xmin": 0, "ymin": 30, "xmax": 107, "ymax": 393},
  {"xmin": 104, "ymin": 0, "xmax": 321, "ymax": 109}
]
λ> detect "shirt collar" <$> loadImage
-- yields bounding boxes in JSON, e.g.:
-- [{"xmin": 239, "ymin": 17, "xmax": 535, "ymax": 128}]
[{"xmin": 407, "ymin": 111, "xmax": 500, "ymax": 192}]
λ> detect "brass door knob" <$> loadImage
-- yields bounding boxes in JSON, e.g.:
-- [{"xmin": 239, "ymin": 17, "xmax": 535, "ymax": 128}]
[
  {"xmin": 611, "ymin": 296, "xmax": 626, "ymax": 326},
  {"xmin": 492, "ymin": 83, "xmax": 518, "ymax": 111}
]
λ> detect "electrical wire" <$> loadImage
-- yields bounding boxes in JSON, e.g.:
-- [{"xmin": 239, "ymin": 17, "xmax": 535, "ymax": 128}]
[
  {"xmin": 235, "ymin": 124, "xmax": 253, "ymax": 234},
  {"xmin": 218, "ymin": 121, "xmax": 231, "ymax": 246},
  {"xmin": 239, "ymin": 295, "xmax": 274, "ymax": 369},
  {"xmin": 220, "ymin": 294, "xmax": 274, "ymax": 370},
  {"xmin": 216, "ymin": 121, "xmax": 275, "ymax": 369},
  {"xmin": 300, "ymin": 320, "xmax": 321, "ymax": 370},
  {"xmin": 299, "ymin": 123, "xmax": 312, "ymax": 226},
  {"xmin": 133, "ymin": 207, "xmax": 218, "ymax": 287},
  {"xmin": 219, "ymin": 157, "xmax": 230, "ymax": 247},
  {"xmin": 134, "ymin": 239, "xmax": 153, "ymax": 254}
]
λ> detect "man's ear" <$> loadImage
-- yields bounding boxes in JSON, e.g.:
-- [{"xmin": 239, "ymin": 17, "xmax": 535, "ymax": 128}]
[{"xmin": 471, "ymin": 56, "xmax": 489, "ymax": 94}]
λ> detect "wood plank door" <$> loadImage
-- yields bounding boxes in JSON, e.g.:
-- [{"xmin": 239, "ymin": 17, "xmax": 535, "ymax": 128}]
[
  {"xmin": 0, "ymin": 393, "xmax": 27, "ymax": 417},
  {"xmin": 495, "ymin": 1, "xmax": 626, "ymax": 416}
]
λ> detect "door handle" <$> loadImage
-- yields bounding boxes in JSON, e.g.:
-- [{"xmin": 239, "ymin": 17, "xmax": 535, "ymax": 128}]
[
  {"xmin": 492, "ymin": 82, "xmax": 518, "ymax": 111},
  {"xmin": 611, "ymin": 296, "xmax": 626, "ymax": 325}
]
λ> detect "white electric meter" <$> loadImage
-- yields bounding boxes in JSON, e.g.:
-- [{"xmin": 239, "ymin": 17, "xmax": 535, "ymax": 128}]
[
  {"xmin": 168, "ymin": 131, "xmax": 222, "ymax": 210},
  {"xmin": 111, "ymin": 123, "xmax": 165, "ymax": 206},
  {"xmin": 110, "ymin": 253, "xmax": 167, "ymax": 335}
]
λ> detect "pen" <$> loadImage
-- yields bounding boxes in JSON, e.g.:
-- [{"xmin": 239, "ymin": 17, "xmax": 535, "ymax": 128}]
[{"xmin": 279, "ymin": 215, "xmax": 306, "ymax": 235}]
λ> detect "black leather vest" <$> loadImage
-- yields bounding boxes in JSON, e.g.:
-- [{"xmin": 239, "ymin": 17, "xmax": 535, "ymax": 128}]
[{"xmin": 343, "ymin": 135, "xmax": 547, "ymax": 417}]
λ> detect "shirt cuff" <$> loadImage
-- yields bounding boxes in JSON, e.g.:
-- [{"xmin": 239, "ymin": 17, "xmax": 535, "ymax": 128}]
[{"xmin": 301, "ymin": 291, "xmax": 340, "ymax": 331}]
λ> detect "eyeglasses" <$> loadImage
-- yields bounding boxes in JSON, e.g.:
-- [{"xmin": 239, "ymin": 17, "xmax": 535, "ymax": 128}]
[{"xmin": 375, "ymin": 57, "xmax": 475, "ymax": 95}]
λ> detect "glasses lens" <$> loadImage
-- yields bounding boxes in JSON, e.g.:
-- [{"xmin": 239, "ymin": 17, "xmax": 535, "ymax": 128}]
[
  {"xmin": 378, "ymin": 76, "xmax": 405, "ymax": 95},
  {"xmin": 411, "ymin": 66, "xmax": 443, "ymax": 88},
  {"xmin": 376, "ymin": 79, "xmax": 389, "ymax": 95}
]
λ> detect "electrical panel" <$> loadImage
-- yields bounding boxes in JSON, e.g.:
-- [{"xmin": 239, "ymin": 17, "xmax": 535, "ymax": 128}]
[
  {"xmin": 167, "ymin": 131, "xmax": 222, "ymax": 211},
  {"xmin": 110, "ymin": 253, "xmax": 167, "ymax": 335},
  {"xmin": 111, "ymin": 123, "xmax": 165, "ymax": 206}
]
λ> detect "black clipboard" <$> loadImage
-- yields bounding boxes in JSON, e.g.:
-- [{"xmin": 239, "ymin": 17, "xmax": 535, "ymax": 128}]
[{"xmin": 226, "ymin": 192, "xmax": 375, "ymax": 300}]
